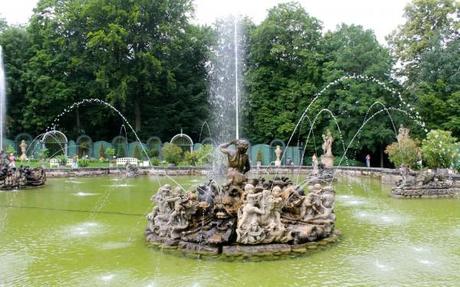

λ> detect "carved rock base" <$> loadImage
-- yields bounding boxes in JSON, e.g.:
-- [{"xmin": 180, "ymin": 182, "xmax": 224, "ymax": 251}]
[
  {"xmin": 145, "ymin": 175, "xmax": 338, "ymax": 259},
  {"xmin": 146, "ymin": 230, "xmax": 341, "ymax": 259},
  {"xmin": 321, "ymin": 155, "xmax": 334, "ymax": 169}
]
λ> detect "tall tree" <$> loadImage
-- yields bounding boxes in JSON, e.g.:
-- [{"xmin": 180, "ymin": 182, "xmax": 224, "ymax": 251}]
[
  {"xmin": 413, "ymin": 37, "xmax": 460, "ymax": 137},
  {"xmin": 320, "ymin": 24, "xmax": 399, "ymax": 166},
  {"xmin": 0, "ymin": 25, "xmax": 32, "ymax": 137},
  {"xmin": 387, "ymin": 0, "xmax": 459, "ymax": 80},
  {"xmin": 9, "ymin": 0, "xmax": 210, "ymax": 141},
  {"xmin": 388, "ymin": 0, "xmax": 460, "ymax": 138},
  {"xmin": 22, "ymin": 0, "xmax": 77, "ymax": 133},
  {"xmin": 245, "ymin": 2, "xmax": 323, "ymax": 143}
]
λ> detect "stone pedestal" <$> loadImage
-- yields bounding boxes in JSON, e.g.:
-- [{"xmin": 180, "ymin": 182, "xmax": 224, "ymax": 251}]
[
  {"xmin": 275, "ymin": 160, "xmax": 281, "ymax": 167},
  {"xmin": 321, "ymin": 155, "xmax": 334, "ymax": 168}
]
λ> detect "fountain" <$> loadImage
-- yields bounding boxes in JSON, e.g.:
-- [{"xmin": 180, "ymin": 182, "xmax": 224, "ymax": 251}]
[
  {"xmin": 145, "ymin": 139, "xmax": 339, "ymax": 257},
  {"xmin": 144, "ymin": 16, "xmax": 341, "ymax": 257},
  {"xmin": 208, "ymin": 16, "xmax": 245, "ymax": 143}
]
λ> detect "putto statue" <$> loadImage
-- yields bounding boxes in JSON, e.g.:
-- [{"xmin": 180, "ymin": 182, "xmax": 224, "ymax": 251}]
[
  {"xmin": 397, "ymin": 124, "xmax": 410, "ymax": 142},
  {"xmin": 321, "ymin": 129, "xmax": 334, "ymax": 168},
  {"xmin": 145, "ymin": 139, "xmax": 338, "ymax": 257},
  {"xmin": 322, "ymin": 129, "xmax": 334, "ymax": 157}
]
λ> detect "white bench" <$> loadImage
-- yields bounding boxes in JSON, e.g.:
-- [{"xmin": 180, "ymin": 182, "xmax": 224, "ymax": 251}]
[
  {"xmin": 116, "ymin": 157, "xmax": 139, "ymax": 167},
  {"xmin": 50, "ymin": 158, "xmax": 74, "ymax": 168},
  {"xmin": 49, "ymin": 158, "xmax": 59, "ymax": 168}
]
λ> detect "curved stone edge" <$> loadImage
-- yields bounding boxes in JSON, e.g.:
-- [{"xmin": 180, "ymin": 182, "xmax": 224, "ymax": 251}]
[{"xmin": 145, "ymin": 229, "xmax": 341, "ymax": 259}]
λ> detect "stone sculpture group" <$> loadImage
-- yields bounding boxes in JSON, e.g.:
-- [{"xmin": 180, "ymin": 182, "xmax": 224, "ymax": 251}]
[
  {"xmin": 391, "ymin": 126, "xmax": 460, "ymax": 198},
  {"xmin": 0, "ymin": 165, "xmax": 46, "ymax": 190},
  {"xmin": 146, "ymin": 139, "xmax": 337, "ymax": 256},
  {"xmin": 0, "ymin": 141, "xmax": 46, "ymax": 190}
]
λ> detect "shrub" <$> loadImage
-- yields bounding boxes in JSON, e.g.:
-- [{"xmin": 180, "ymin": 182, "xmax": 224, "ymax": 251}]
[
  {"xmin": 5, "ymin": 145, "xmax": 16, "ymax": 156},
  {"xmin": 105, "ymin": 147, "xmax": 115, "ymax": 159},
  {"xmin": 385, "ymin": 137, "xmax": 420, "ymax": 169},
  {"xmin": 421, "ymin": 130, "xmax": 459, "ymax": 169},
  {"xmin": 150, "ymin": 157, "xmax": 161, "ymax": 166},
  {"xmin": 6, "ymin": 145, "xmax": 16, "ymax": 155},
  {"xmin": 183, "ymin": 151, "xmax": 198, "ymax": 166},
  {"xmin": 149, "ymin": 146, "xmax": 160, "ymax": 158},
  {"xmin": 196, "ymin": 144, "xmax": 213, "ymax": 165},
  {"xmin": 78, "ymin": 158, "xmax": 89, "ymax": 167},
  {"xmin": 161, "ymin": 143, "xmax": 183, "ymax": 165},
  {"xmin": 56, "ymin": 155, "xmax": 68, "ymax": 166}
]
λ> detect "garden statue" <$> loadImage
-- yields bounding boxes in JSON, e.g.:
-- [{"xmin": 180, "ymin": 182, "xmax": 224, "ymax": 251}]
[
  {"xmin": 219, "ymin": 139, "xmax": 250, "ymax": 186},
  {"xmin": 219, "ymin": 139, "xmax": 250, "ymax": 174},
  {"xmin": 274, "ymin": 145, "xmax": 282, "ymax": 167},
  {"xmin": 321, "ymin": 129, "xmax": 334, "ymax": 168},
  {"xmin": 311, "ymin": 153, "xmax": 319, "ymax": 176},
  {"xmin": 19, "ymin": 140, "xmax": 28, "ymax": 161},
  {"xmin": 397, "ymin": 124, "xmax": 410, "ymax": 142},
  {"xmin": 146, "ymin": 139, "xmax": 338, "ymax": 256},
  {"xmin": 392, "ymin": 167, "xmax": 460, "ymax": 198}
]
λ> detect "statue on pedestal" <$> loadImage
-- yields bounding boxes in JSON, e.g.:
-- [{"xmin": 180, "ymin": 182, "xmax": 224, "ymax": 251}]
[
  {"xmin": 397, "ymin": 124, "xmax": 410, "ymax": 142},
  {"xmin": 312, "ymin": 153, "xmax": 319, "ymax": 176},
  {"xmin": 321, "ymin": 129, "xmax": 334, "ymax": 168},
  {"xmin": 274, "ymin": 145, "xmax": 282, "ymax": 167},
  {"xmin": 19, "ymin": 140, "xmax": 28, "ymax": 161}
]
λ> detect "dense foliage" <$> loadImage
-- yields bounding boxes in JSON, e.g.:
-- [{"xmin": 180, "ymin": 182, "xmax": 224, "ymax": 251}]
[
  {"xmin": 161, "ymin": 143, "xmax": 183, "ymax": 165},
  {"xmin": 387, "ymin": 0, "xmax": 460, "ymax": 138},
  {"xmin": 1, "ymin": 0, "xmax": 211, "ymax": 140},
  {"xmin": 421, "ymin": 130, "xmax": 459, "ymax": 169},
  {"xmin": 0, "ymin": 0, "xmax": 458, "ymax": 167}
]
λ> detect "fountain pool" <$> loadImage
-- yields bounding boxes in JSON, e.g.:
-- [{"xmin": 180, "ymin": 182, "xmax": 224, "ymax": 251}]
[{"xmin": 0, "ymin": 176, "xmax": 459, "ymax": 286}]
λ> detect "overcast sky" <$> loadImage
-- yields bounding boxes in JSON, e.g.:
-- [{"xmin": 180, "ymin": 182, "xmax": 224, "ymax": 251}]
[{"xmin": 0, "ymin": 0, "xmax": 410, "ymax": 44}]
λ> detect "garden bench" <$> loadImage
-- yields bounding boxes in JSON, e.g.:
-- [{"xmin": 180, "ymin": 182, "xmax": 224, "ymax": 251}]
[
  {"xmin": 116, "ymin": 157, "xmax": 139, "ymax": 167},
  {"xmin": 49, "ymin": 158, "xmax": 59, "ymax": 168}
]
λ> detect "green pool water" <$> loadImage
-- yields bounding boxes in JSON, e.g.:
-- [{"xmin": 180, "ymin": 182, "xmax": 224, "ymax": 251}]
[{"xmin": 0, "ymin": 175, "xmax": 459, "ymax": 287}]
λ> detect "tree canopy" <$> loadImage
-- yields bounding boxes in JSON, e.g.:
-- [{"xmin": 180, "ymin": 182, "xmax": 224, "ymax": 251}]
[{"xmin": 0, "ymin": 0, "xmax": 458, "ymax": 167}]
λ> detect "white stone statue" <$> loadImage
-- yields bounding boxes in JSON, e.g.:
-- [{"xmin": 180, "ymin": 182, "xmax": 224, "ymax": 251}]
[
  {"xmin": 322, "ymin": 129, "xmax": 333, "ymax": 157},
  {"xmin": 321, "ymin": 129, "xmax": 334, "ymax": 168},
  {"xmin": 274, "ymin": 145, "xmax": 282, "ymax": 167},
  {"xmin": 312, "ymin": 153, "xmax": 319, "ymax": 176},
  {"xmin": 19, "ymin": 140, "xmax": 28, "ymax": 161},
  {"xmin": 397, "ymin": 124, "xmax": 410, "ymax": 142}
]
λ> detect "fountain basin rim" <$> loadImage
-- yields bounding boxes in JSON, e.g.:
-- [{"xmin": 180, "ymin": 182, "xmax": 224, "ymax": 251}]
[{"xmin": 145, "ymin": 229, "xmax": 341, "ymax": 259}]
